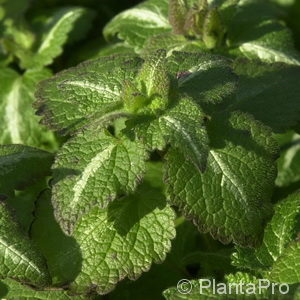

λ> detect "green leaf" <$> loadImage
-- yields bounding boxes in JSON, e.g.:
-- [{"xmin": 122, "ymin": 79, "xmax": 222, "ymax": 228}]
[
  {"xmin": 35, "ymin": 55, "xmax": 142, "ymax": 134},
  {"xmin": 0, "ymin": 278, "xmax": 86, "ymax": 300},
  {"xmin": 232, "ymin": 59, "xmax": 300, "ymax": 133},
  {"xmin": 6, "ymin": 180, "xmax": 48, "ymax": 233},
  {"xmin": 52, "ymin": 128, "xmax": 147, "ymax": 234},
  {"xmin": 70, "ymin": 181, "xmax": 176, "ymax": 295},
  {"xmin": 142, "ymin": 33, "xmax": 207, "ymax": 56},
  {"xmin": 166, "ymin": 51, "xmax": 238, "ymax": 107},
  {"xmin": 232, "ymin": 192, "xmax": 300, "ymax": 283},
  {"xmin": 0, "ymin": 67, "xmax": 57, "ymax": 149},
  {"xmin": 0, "ymin": 144, "xmax": 53, "ymax": 193},
  {"xmin": 105, "ymin": 220, "xmax": 202, "ymax": 300},
  {"xmin": 165, "ymin": 111, "xmax": 278, "ymax": 246},
  {"xmin": 136, "ymin": 49, "xmax": 170, "ymax": 99},
  {"xmin": 228, "ymin": 0, "xmax": 300, "ymax": 65},
  {"xmin": 237, "ymin": 23, "xmax": 300, "ymax": 65},
  {"xmin": 168, "ymin": 0, "xmax": 188, "ymax": 35},
  {"xmin": 130, "ymin": 97, "xmax": 209, "ymax": 171},
  {"xmin": 269, "ymin": 241, "xmax": 300, "ymax": 284},
  {"xmin": 87, "ymin": 42, "xmax": 135, "ymax": 59},
  {"xmin": 17, "ymin": 7, "xmax": 95, "ymax": 69},
  {"xmin": 0, "ymin": 202, "xmax": 50, "ymax": 286},
  {"xmin": 103, "ymin": 0, "xmax": 171, "ymax": 50},
  {"xmin": 276, "ymin": 132, "xmax": 300, "ymax": 187},
  {"xmin": 31, "ymin": 190, "xmax": 81, "ymax": 285}
]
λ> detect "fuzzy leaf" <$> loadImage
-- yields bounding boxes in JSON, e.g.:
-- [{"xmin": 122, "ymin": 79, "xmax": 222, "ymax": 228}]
[
  {"xmin": 166, "ymin": 51, "xmax": 238, "ymax": 107},
  {"xmin": 35, "ymin": 55, "xmax": 142, "ymax": 134},
  {"xmin": 165, "ymin": 111, "xmax": 278, "ymax": 246},
  {"xmin": 233, "ymin": 60, "xmax": 300, "ymax": 133},
  {"xmin": 269, "ymin": 241, "xmax": 300, "ymax": 284},
  {"xmin": 0, "ymin": 202, "xmax": 50, "ymax": 286},
  {"xmin": 52, "ymin": 128, "xmax": 147, "ymax": 234},
  {"xmin": 103, "ymin": 0, "xmax": 171, "ymax": 50},
  {"xmin": 131, "ymin": 97, "xmax": 209, "ymax": 170},
  {"xmin": 70, "ymin": 181, "xmax": 176, "ymax": 295},
  {"xmin": 232, "ymin": 192, "xmax": 300, "ymax": 279},
  {"xmin": 0, "ymin": 144, "xmax": 53, "ymax": 193},
  {"xmin": 169, "ymin": 0, "xmax": 188, "ymax": 35},
  {"xmin": 0, "ymin": 68, "xmax": 56, "ymax": 148},
  {"xmin": 136, "ymin": 49, "xmax": 169, "ymax": 99}
]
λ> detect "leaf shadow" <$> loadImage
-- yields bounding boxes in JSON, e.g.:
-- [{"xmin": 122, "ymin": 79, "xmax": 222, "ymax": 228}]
[
  {"xmin": 30, "ymin": 190, "xmax": 82, "ymax": 285},
  {"xmin": 107, "ymin": 182, "xmax": 166, "ymax": 236},
  {"xmin": 51, "ymin": 168, "xmax": 81, "ymax": 186},
  {"xmin": 207, "ymin": 111, "xmax": 278, "ymax": 160},
  {"xmin": 179, "ymin": 66, "xmax": 238, "ymax": 113},
  {"xmin": 227, "ymin": 1, "xmax": 283, "ymax": 44}
]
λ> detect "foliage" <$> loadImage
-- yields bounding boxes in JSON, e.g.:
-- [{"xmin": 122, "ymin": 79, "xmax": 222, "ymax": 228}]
[{"xmin": 0, "ymin": 0, "xmax": 300, "ymax": 299}]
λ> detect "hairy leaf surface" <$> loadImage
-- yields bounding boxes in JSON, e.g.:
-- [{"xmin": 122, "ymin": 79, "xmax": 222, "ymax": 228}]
[
  {"xmin": 233, "ymin": 192, "xmax": 300, "ymax": 283},
  {"xmin": 166, "ymin": 51, "xmax": 238, "ymax": 106},
  {"xmin": 232, "ymin": 60, "xmax": 300, "ymax": 132},
  {"xmin": 35, "ymin": 55, "xmax": 142, "ymax": 134},
  {"xmin": 70, "ymin": 181, "xmax": 175, "ymax": 295},
  {"xmin": 131, "ymin": 97, "xmax": 209, "ymax": 170},
  {"xmin": 165, "ymin": 111, "xmax": 278, "ymax": 246},
  {"xmin": 52, "ymin": 129, "xmax": 147, "ymax": 234}
]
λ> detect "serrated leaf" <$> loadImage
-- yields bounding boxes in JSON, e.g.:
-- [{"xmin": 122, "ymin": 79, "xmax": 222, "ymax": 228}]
[
  {"xmin": 52, "ymin": 128, "xmax": 147, "ymax": 234},
  {"xmin": 166, "ymin": 51, "xmax": 238, "ymax": 107},
  {"xmin": 131, "ymin": 97, "xmax": 209, "ymax": 170},
  {"xmin": 165, "ymin": 111, "xmax": 278, "ymax": 246},
  {"xmin": 106, "ymin": 220, "xmax": 202, "ymax": 300},
  {"xmin": 232, "ymin": 192, "xmax": 300, "ymax": 278},
  {"xmin": 232, "ymin": 59, "xmax": 300, "ymax": 133},
  {"xmin": 0, "ymin": 278, "xmax": 86, "ymax": 300},
  {"xmin": 70, "ymin": 180, "xmax": 175, "ymax": 295},
  {"xmin": 103, "ymin": 0, "xmax": 171, "ymax": 50},
  {"xmin": 0, "ymin": 67, "xmax": 57, "ymax": 149},
  {"xmin": 269, "ymin": 241, "xmax": 300, "ymax": 284},
  {"xmin": 0, "ymin": 144, "xmax": 53, "ymax": 193},
  {"xmin": 31, "ymin": 190, "xmax": 81, "ymax": 285},
  {"xmin": 35, "ymin": 55, "xmax": 142, "ymax": 134},
  {"xmin": 0, "ymin": 202, "xmax": 50, "ymax": 286},
  {"xmin": 136, "ymin": 49, "xmax": 169, "ymax": 99},
  {"xmin": 18, "ymin": 7, "xmax": 95, "ymax": 69}
]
